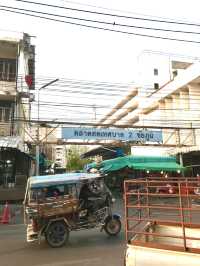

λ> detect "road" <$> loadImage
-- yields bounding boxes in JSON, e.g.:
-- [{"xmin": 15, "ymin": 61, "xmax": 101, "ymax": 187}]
[
  {"xmin": 0, "ymin": 198, "xmax": 125, "ymax": 266},
  {"xmin": 0, "ymin": 224, "xmax": 125, "ymax": 266}
]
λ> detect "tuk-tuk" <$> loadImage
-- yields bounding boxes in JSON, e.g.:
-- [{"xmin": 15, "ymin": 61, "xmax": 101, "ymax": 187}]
[{"xmin": 23, "ymin": 172, "xmax": 121, "ymax": 248}]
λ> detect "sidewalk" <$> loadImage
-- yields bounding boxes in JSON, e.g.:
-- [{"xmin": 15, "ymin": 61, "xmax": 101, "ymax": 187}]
[{"xmin": 0, "ymin": 204, "xmax": 24, "ymax": 225}]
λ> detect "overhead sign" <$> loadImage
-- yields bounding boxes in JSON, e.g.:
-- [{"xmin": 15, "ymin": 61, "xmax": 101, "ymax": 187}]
[{"xmin": 62, "ymin": 127, "xmax": 163, "ymax": 143}]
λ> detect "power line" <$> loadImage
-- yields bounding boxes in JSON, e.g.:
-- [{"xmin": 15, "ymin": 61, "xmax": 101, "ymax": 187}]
[
  {"xmin": 1, "ymin": 8, "xmax": 200, "ymax": 44},
  {"xmin": 1, "ymin": 4, "xmax": 200, "ymax": 36},
  {"xmin": 32, "ymin": 98, "xmax": 200, "ymax": 109},
  {"xmin": 23, "ymin": 73, "xmax": 135, "ymax": 87},
  {"xmin": 15, "ymin": 117, "xmax": 200, "ymax": 129},
  {"xmin": 31, "ymin": 106, "xmax": 200, "ymax": 115},
  {"xmin": 139, "ymin": 49, "xmax": 200, "ymax": 61},
  {"xmin": 31, "ymin": 106, "xmax": 200, "ymax": 119},
  {"xmin": 40, "ymin": 88, "xmax": 129, "ymax": 97},
  {"xmin": 10, "ymin": 0, "xmax": 200, "ymax": 27},
  {"xmin": 57, "ymin": 0, "xmax": 200, "ymax": 26},
  {"xmin": 15, "ymin": 74, "xmax": 200, "ymax": 96},
  {"xmin": 30, "ymin": 101, "xmax": 200, "ymax": 115},
  {"xmin": 35, "ymin": 91, "xmax": 200, "ymax": 104},
  {"xmin": 38, "ymin": 83, "xmax": 133, "ymax": 93}
]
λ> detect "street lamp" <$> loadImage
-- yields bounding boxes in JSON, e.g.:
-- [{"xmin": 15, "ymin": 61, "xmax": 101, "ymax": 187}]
[{"xmin": 36, "ymin": 78, "xmax": 59, "ymax": 175}]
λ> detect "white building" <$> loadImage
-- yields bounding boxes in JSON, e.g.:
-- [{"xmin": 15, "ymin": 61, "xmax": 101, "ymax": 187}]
[
  {"xmin": 53, "ymin": 145, "xmax": 66, "ymax": 167},
  {"xmin": 99, "ymin": 55, "xmax": 200, "ymax": 175}
]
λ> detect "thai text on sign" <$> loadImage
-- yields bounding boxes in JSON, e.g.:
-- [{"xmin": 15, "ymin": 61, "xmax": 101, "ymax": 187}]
[{"xmin": 61, "ymin": 127, "xmax": 163, "ymax": 142}]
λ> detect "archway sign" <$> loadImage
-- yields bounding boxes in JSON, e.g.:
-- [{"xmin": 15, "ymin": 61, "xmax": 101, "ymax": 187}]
[{"xmin": 62, "ymin": 127, "xmax": 162, "ymax": 143}]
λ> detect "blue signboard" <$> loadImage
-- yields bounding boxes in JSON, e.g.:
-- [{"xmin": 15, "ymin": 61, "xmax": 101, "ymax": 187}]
[{"xmin": 62, "ymin": 127, "xmax": 163, "ymax": 143}]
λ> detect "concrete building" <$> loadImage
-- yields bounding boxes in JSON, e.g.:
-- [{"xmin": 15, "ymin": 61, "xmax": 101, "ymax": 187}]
[
  {"xmin": 53, "ymin": 145, "xmax": 66, "ymax": 168},
  {"xmin": 0, "ymin": 33, "xmax": 35, "ymax": 200},
  {"xmin": 99, "ymin": 57, "xmax": 200, "ymax": 175},
  {"xmin": 137, "ymin": 52, "xmax": 173, "ymax": 95}
]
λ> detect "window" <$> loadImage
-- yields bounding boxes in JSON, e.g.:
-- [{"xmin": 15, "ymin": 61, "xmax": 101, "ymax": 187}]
[
  {"xmin": 154, "ymin": 68, "xmax": 158, "ymax": 76},
  {"xmin": 173, "ymin": 70, "xmax": 178, "ymax": 78},
  {"xmin": 0, "ymin": 108, "xmax": 11, "ymax": 122},
  {"xmin": 29, "ymin": 184, "xmax": 77, "ymax": 202},
  {"xmin": 0, "ymin": 58, "xmax": 16, "ymax": 81},
  {"xmin": 154, "ymin": 83, "xmax": 159, "ymax": 90},
  {"xmin": 4, "ymin": 108, "xmax": 10, "ymax": 121}
]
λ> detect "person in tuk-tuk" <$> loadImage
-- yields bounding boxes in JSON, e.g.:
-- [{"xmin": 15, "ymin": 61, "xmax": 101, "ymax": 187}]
[{"xmin": 43, "ymin": 187, "xmax": 61, "ymax": 198}]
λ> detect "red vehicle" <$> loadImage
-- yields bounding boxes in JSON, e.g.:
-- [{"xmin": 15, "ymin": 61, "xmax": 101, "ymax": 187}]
[{"xmin": 146, "ymin": 176, "xmax": 198, "ymax": 196}]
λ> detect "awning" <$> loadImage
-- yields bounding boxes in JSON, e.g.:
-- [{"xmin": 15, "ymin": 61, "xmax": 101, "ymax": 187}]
[
  {"xmin": 80, "ymin": 145, "xmax": 123, "ymax": 159},
  {"xmin": 0, "ymin": 136, "xmax": 24, "ymax": 152},
  {"xmin": 87, "ymin": 155, "xmax": 184, "ymax": 173}
]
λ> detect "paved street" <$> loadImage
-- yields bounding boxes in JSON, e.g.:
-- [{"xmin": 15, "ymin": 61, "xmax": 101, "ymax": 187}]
[
  {"xmin": 0, "ymin": 223, "xmax": 125, "ymax": 266},
  {"xmin": 0, "ymin": 199, "xmax": 125, "ymax": 266}
]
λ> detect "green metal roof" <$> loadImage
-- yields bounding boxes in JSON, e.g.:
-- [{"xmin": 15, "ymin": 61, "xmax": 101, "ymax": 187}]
[{"xmin": 87, "ymin": 155, "xmax": 184, "ymax": 173}]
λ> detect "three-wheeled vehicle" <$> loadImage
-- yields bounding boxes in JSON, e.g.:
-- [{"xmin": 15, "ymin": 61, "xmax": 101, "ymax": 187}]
[{"xmin": 23, "ymin": 172, "xmax": 121, "ymax": 248}]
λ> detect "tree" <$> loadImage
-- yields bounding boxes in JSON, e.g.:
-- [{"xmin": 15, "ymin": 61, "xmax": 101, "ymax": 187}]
[{"xmin": 66, "ymin": 146, "xmax": 92, "ymax": 171}]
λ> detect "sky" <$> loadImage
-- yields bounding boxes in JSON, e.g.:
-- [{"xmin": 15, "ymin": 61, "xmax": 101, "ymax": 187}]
[{"xmin": 1, "ymin": 0, "xmax": 200, "ymax": 122}]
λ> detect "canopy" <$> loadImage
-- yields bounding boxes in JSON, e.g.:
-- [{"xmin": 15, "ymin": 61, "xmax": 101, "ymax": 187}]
[
  {"xmin": 80, "ymin": 145, "xmax": 124, "ymax": 159},
  {"xmin": 29, "ymin": 172, "xmax": 101, "ymax": 189},
  {"xmin": 0, "ymin": 136, "xmax": 24, "ymax": 152},
  {"xmin": 87, "ymin": 155, "xmax": 184, "ymax": 173}
]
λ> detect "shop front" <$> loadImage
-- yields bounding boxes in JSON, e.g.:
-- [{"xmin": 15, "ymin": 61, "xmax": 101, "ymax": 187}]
[{"xmin": 0, "ymin": 137, "xmax": 34, "ymax": 201}]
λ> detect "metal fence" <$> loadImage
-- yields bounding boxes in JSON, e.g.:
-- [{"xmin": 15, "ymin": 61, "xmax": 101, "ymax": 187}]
[{"xmin": 124, "ymin": 177, "xmax": 200, "ymax": 253}]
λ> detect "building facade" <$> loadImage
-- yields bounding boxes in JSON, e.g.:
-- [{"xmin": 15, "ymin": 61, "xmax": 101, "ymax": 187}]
[
  {"xmin": 0, "ymin": 33, "xmax": 35, "ymax": 200},
  {"xmin": 99, "ymin": 56, "xmax": 200, "ymax": 176},
  {"xmin": 53, "ymin": 145, "xmax": 66, "ymax": 168}
]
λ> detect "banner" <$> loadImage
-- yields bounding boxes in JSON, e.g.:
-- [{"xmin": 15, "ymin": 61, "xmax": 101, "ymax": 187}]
[{"xmin": 62, "ymin": 127, "xmax": 162, "ymax": 143}]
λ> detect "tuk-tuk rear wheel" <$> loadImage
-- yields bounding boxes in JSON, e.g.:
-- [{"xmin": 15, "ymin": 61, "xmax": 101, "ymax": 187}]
[{"xmin": 45, "ymin": 221, "xmax": 69, "ymax": 248}]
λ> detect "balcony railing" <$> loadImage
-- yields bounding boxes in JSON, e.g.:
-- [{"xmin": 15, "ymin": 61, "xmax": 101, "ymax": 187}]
[{"xmin": 0, "ymin": 72, "xmax": 16, "ymax": 82}]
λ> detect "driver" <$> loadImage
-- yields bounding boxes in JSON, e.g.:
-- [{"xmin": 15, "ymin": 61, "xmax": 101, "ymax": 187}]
[
  {"xmin": 79, "ymin": 181, "xmax": 91, "ymax": 210},
  {"xmin": 79, "ymin": 179, "xmax": 105, "ymax": 214}
]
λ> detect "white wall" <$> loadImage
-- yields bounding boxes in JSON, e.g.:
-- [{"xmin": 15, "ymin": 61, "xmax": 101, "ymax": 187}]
[{"xmin": 131, "ymin": 146, "xmax": 171, "ymax": 156}]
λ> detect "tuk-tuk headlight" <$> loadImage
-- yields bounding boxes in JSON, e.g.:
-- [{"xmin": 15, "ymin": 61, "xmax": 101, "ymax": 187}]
[{"xmin": 26, "ymin": 207, "xmax": 38, "ymax": 216}]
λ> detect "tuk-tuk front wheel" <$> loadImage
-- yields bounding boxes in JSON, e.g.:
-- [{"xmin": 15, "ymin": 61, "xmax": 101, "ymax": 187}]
[
  {"xmin": 104, "ymin": 216, "xmax": 121, "ymax": 236},
  {"xmin": 45, "ymin": 221, "xmax": 69, "ymax": 248}
]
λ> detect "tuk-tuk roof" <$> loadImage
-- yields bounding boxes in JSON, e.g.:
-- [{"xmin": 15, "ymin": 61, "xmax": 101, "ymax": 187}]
[{"xmin": 29, "ymin": 172, "xmax": 101, "ymax": 189}]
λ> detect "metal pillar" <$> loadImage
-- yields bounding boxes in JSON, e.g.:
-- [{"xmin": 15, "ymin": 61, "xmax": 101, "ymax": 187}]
[{"xmin": 35, "ymin": 78, "xmax": 59, "ymax": 176}]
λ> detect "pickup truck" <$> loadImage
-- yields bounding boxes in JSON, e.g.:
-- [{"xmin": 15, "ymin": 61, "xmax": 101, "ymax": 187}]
[
  {"xmin": 125, "ymin": 222, "xmax": 200, "ymax": 266},
  {"xmin": 124, "ymin": 178, "xmax": 200, "ymax": 266}
]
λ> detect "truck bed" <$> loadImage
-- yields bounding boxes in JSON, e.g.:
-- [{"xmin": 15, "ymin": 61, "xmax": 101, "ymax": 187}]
[{"xmin": 126, "ymin": 223, "xmax": 200, "ymax": 266}]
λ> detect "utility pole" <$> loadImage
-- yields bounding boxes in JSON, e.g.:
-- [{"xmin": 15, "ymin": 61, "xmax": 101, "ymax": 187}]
[{"xmin": 36, "ymin": 78, "xmax": 59, "ymax": 175}]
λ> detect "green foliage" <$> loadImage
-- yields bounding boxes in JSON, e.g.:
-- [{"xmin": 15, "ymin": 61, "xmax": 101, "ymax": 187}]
[{"xmin": 66, "ymin": 145, "xmax": 92, "ymax": 171}]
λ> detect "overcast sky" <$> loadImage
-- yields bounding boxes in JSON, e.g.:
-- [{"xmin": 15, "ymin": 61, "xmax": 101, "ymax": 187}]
[
  {"xmin": 1, "ymin": 0, "xmax": 200, "ymax": 122},
  {"xmin": 1, "ymin": 0, "xmax": 200, "ymax": 81}
]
